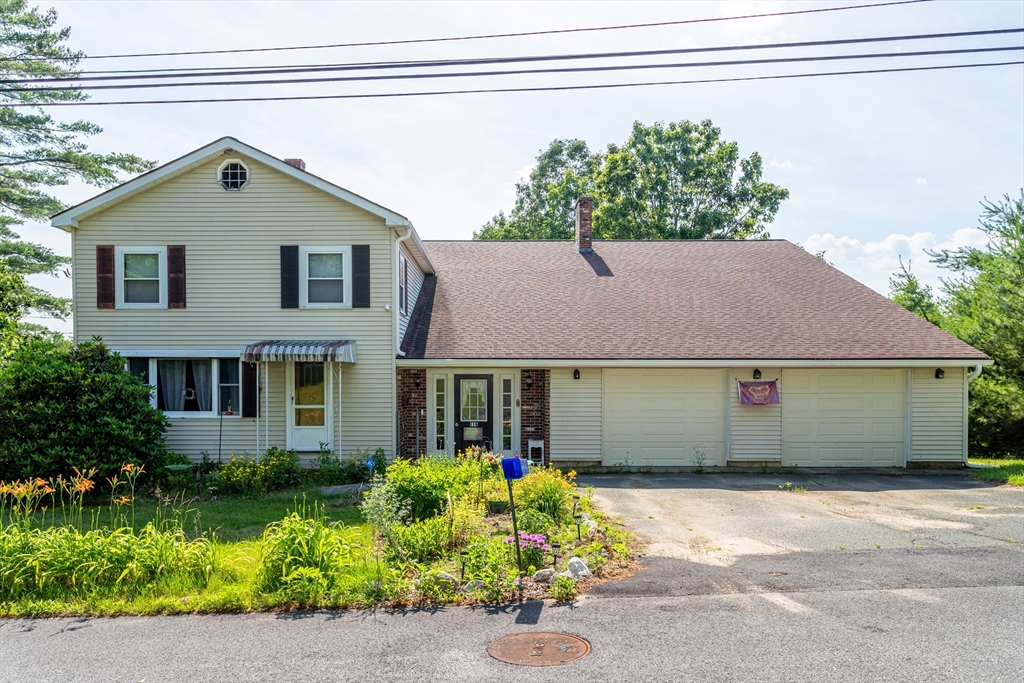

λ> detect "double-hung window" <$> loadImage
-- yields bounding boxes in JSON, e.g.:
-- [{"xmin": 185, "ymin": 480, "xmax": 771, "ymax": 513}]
[
  {"xmin": 115, "ymin": 247, "xmax": 166, "ymax": 308},
  {"xmin": 300, "ymin": 246, "xmax": 351, "ymax": 308}
]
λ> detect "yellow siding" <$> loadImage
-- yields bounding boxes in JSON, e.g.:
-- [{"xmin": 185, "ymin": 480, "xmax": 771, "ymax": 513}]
[
  {"xmin": 911, "ymin": 366, "xmax": 965, "ymax": 462},
  {"xmin": 729, "ymin": 367, "xmax": 782, "ymax": 461},
  {"xmin": 73, "ymin": 155, "xmax": 397, "ymax": 459},
  {"xmin": 550, "ymin": 367, "xmax": 602, "ymax": 462}
]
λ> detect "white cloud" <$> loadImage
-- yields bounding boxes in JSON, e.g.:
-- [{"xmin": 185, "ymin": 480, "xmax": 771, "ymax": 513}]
[
  {"xmin": 915, "ymin": 177, "xmax": 928, "ymax": 186},
  {"xmin": 804, "ymin": 228, "xmax": 988, "ymax": 295},
  {"xmin": 770, "ymin": 159, "xmax": 794, "ymax": 169}
]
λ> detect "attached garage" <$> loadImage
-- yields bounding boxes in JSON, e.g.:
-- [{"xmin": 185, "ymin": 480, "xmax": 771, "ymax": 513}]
[
  {"xmin": 602, "ymin": 368, "xmax": 728, "ymax": 467},
  {"xmin": 781, "ymin": 368, "xmax": 906, "ymax": 467}
]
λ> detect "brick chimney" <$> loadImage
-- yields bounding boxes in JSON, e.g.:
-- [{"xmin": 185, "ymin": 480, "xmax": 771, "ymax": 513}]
[
  {"xmin": 575, "ymin": 196, "xmax": 593, "ymax": 253},
  {"xmin": 284, "ymin": 158, "xmax": 306, "ymax": 171}
]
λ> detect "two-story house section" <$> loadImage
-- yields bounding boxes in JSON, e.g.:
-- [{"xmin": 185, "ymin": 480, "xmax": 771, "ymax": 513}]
[{"xmin": 52, "ymin": 137, "xmax": 433, "ymax": 460}]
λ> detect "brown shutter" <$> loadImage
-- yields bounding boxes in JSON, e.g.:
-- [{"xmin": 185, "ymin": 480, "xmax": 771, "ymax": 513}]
[
  {"xmin": 168, "ymin": 245, "xmax": 186, "ymax": 309},
  {"xmin": 96, "ymin": 245, "xmax": 115, "ymax": 309},
  {"xmin": 241, "ymin": 362, "xmax": 259, "ymax": 418}
]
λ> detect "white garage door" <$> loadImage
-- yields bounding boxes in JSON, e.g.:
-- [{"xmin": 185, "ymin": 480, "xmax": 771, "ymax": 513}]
[
  {"xmin": 782, "ymin": 369, "xmax": 905, "ymax": 467},
  {"xmin": 602, "ymin": 369, "xmax": 727, "ymax": 466}
]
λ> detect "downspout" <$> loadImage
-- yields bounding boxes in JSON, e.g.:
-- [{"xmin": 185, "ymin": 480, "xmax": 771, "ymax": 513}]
[
  {"xmin": 964, "ymin": 365, "xmax": 985, "ymax": 468},
  {"xmin": 394, "ymin": 226, "xmax": 412, "ymax": 357}
]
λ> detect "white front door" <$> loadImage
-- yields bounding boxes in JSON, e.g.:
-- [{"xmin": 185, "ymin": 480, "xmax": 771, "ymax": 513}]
[{"xmin": 288, "ymin": 361, "xmax": 330, "ymax": 451}]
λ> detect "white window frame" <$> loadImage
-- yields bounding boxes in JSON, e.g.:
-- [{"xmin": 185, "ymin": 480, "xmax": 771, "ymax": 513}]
[
  {"xmin": 217, "ymin": 158, "xmax": 250, "ymax": 191},
  {"xmin": 115, "ymin": 246, "xmax": 167, "ymax": 309},
  {"xmin": 300, "ymin": 246, "xmax": 352, "ymax": 309},
  {"xmin": 135, "ymin": 357, "xmax": 242, "ymax": 419},
  {"xmin": 398, "ymin": 251, "xmax": 408, "ymax": 315}
]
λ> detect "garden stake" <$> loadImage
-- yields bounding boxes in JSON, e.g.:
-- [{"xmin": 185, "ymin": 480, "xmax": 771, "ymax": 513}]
[
  {"xmin": 507, "ymin": 478, "xmax": 524, "ymax": 601},
  {"xmin": 551, "ymin": 541, "xmax": 560, "ymax": 569},
  {"xmin": 574, "ymin": 514, "xmax": 583, "ymax": 541},
  {"xmin": 460, "ymin": 550, "xmax": 468, "ymax": 581}
]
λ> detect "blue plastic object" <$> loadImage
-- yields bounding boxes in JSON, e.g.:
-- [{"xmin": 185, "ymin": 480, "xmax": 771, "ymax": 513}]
[{"xmin": 501, "ymin": 456, "xmax": 529, "ymax": 480}]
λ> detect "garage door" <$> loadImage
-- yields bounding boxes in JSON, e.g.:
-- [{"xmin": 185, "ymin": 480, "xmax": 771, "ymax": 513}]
[
  {"xmin": 782, "ymin": 369, "xmax": 905, "ymax": 467},
  {"xmin": 602, "ymin": 369, "xmax": 727, "ymax": 466}
]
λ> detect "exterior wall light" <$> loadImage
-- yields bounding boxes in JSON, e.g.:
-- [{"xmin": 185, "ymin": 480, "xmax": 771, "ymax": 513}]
[
  {"xmin": 525, "ymin": 373, "xmax": 533, "ymax": 389},
  {"xmin": 573, "ymin": 369, "xmax": 580, "ymax": 380},
  {"xmin": 935, "ymin": 368, "xmax": 945, "ymax": 379},
  {"xmin": 753, "ymin": 369, "xmax": 762, "ymax": 380}
]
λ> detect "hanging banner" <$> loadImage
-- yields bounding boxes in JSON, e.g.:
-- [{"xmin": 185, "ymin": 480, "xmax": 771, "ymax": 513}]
[{"xmin": 738, "ymin": 380, "xmax": 779, "ymax": 405}]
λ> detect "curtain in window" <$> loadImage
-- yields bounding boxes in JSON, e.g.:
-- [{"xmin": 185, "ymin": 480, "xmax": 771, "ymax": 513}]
[
  {"xmin": 193, "ymin": 360, "xmax": 213, "ymax": 412},
  {"xmin": 159, "ymin": 360, "xmax": 186, "ymax": 411}
]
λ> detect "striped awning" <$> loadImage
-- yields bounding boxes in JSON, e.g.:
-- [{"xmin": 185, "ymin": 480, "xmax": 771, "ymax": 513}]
[{"xmin": 241, "ymin": 340, "xmax": 356, "ymax": 363}]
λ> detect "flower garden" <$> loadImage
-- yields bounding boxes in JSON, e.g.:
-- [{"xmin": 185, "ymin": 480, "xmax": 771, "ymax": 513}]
[{"xmin": 0, "ymin": 450, "xmax": 637, "ymax": 616}]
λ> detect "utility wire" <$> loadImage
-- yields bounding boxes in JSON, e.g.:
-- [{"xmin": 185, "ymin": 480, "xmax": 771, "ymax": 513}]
[
  {"xmin": 7, "ymin": 45, "xmax": 1021, "ymax": 93},
  {"xmin": 15, "ymin": 26, "xmax": 1022, "ymax": 83},
  {"xmin": 25, "ymin": 0, "xmax": 932, "ymax": 62},
  {"xmin": 9, "ymin": 60, "xmax": 1018, "ymax": 107}
]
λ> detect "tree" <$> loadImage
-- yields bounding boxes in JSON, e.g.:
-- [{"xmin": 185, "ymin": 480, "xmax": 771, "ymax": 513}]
[
  {"xmin": 475, "ymin": 139, "xmax": 598, "ymax": 240},
  {"xmin": 890, "ymin": 192, "xmax": 1024, "ymax": 455},
  {"xmin": 888, "ymin": 257, "xmax": 942, "ymax": 325},
  {"xmin": 0, "ymin": 1, "xmax": 154, "ymax": 320},
  {"xmin": 0, "ymin": 259, "xmax": 29, "ymax": 359},
  {"xmin": 475, "ymin": 120, "xmax": 788, "ymax": 241}
]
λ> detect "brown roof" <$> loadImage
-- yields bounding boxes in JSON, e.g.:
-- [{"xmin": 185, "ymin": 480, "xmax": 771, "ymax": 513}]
[{"xmin": 401, "ymin": 240, "xmax": 987, "ymax": 361}]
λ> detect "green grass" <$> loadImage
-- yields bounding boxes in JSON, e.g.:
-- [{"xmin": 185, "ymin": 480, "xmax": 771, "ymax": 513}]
[{"xmin": 968, "ymin": 458, "xmax": 1024, "ymax": 487}]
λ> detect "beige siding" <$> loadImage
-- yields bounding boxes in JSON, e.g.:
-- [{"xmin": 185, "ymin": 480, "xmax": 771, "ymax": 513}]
[
  {"xmin": 602, "ymin": 368, "xmax": 728, "ymax": 467},
  {"xmin": 782, "ymin": 368, "xmax": 905, "ymax": 467},
  {"xmin": 911, "ymin": 366, "xmax": 965, "ymax": 462},
  {"xmin": 74, "ymin": 155, "xmax": 397, "ymax": 458},
  {"xmin": 550, "ymin": 367, "xmax": 602, "ymax": 461},
  {"xmin": 398, "ymin": 242, "xmax": 425, "ymax": 345},
  {"xmin": 729, "ymin": 367, "xmax": 782, "ymax": 461}
]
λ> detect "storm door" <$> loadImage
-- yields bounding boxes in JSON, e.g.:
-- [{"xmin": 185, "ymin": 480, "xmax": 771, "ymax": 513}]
[
  {"xmin": 454, "ymin": 374, "xmax": 493, "ymax": 454},
  {"xmin": 288, "ymin": 361, "xmax": 330, "ymax": 451}
]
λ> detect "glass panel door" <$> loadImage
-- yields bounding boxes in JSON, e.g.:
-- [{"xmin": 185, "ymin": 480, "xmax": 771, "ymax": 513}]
[
  {"xmin": 454, "ymin": 374, "xmax": 492, "ymax": 453},
  {"xmin": 290, "ymin": 362, "xmax": 328, "ymax": 450}
]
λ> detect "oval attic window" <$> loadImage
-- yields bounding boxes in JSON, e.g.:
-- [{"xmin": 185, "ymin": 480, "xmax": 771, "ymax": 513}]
[{"xmin": 218, "ymin": 160, "xmax": 249, "ymax": 190}]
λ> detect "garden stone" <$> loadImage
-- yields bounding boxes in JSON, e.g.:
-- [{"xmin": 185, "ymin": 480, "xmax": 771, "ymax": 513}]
[
  {"xmin": 533, "ymin": 568, "xmax": 555, "ymax": 582},
  {"xmin": 432, "ymin": 572, "xmax": 460, "ymax": 590},
  {"xmin": 463, "ymin": 579, "xmax": 484, "ymax": 592},
  {"xmin": 556, "ymin": 571, "xmax": 573, "ymax": 580},
  {"xmin": 567, "ymin": 557, "xmax": 592, "ymax": 578},
  {"xmin": 586, "ymin": 520, "xmax": 601, "ymax": 536}
]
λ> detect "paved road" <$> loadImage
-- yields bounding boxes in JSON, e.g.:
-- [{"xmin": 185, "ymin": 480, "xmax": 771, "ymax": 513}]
[{"xmin": 3, "ymin": 472, "xmax": 1022, "ymax": 682}]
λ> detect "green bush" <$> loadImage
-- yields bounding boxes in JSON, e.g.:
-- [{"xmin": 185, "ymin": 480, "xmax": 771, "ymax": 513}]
[
  {"xmin": 550, "ymin": 574, "xmax": 577, "ymax": 602},
  {"xmin": 214, "ymin": 447, "xmax": 300, "ymax": 496},
  {"xmin": 0, "ymin": 337, "xmax": 169, "ymax": 482},
  {"xmin": 255, "ymin": 500, "xmax": 364, "ymax": 598},
  {"xmin": 307, "ymin": 444, "xmax": 371, "ymax": 486},
  {"xmin": 513, "ymin": 469, "xmax": 574, "ymax": 523},
  {"xmin": 389, "ymin": 516, "xmax": 452, "ymax": 563},
  {"xmin": 464, "ymin": 537, "xmax": 516, "ymax": 601},
  {"xmin": 386, "ymin": 455, "xmax": 480, "ymax": 521},
  {"xmin": 515, "ymin": 509, "xmax": 555, "ymax": 535}
]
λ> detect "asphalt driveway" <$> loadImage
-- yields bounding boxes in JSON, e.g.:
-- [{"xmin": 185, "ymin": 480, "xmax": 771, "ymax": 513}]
[{"xmin": 580, "ymin": 470, "xmax": 1024, "ymax": 597}]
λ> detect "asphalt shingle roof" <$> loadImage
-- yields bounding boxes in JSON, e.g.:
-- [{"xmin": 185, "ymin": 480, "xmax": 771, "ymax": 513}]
[{"xmin": 401, "ymin": 240, "xmax": 987, "ymax": 361}]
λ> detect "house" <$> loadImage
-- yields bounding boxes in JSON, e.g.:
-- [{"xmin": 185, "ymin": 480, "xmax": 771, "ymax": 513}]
[{"xmin": 52, "ymin": 137, "xmax": 991, "ymax": 469}]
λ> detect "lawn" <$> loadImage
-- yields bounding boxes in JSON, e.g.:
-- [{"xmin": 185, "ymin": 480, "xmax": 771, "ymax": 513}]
[{"xmin": 968, "ymin": 458, "xmax": 1024, "ymax": 487}]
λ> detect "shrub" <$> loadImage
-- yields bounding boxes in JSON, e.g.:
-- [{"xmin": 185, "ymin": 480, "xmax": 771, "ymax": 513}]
[
  {"xmin": 550, "ymin": 574, "xmax": 577, "ymax": 602},
  {"xmin": 504, "ymin": 531, "xmax": 550, "ymax": 570},
  {"xmin": 385, "ymin": 455, "xmax": 479, "ymax": 521},
  {"xmin": 214, "ymin": 447, "xmax": 300, "ymax": 496},
  {"xmin": 359, "ymin": 474, "xmax": 411, "ymax": 543},
  {"xmin": 255, "ymin": 500, "xmax": 364, "ymax": 597},
  {"xmin": 307, "ymin": 444, "xmax": 370, "ymax": 486},
  {"xmin": 389, "ymin": 516, "xmax": 452, "ymax": 563},
  {"xmin": 463, "ymin": 537, "xmax": 515, "ymax": 601},
  {"xmin": 513, "ymin": 468, "xmax": 575, "ymax": 523},
  {"xmin": 515, "ymin": 509, "xmax": 555, "ymax": 535},
  {"xmin": 0, "ymin": 337, "xmax": 169, "ymax": 482}
]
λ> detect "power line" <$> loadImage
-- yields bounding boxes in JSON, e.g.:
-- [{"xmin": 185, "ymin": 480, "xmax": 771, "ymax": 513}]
[
  {"xmin": 16, "ymin": 27, "xmax": 1022, "ymax": 84},
  {"xmin": 9, "ymin": 60, "xmax": 1020, "ymax": 107},
  {"xmin": 41, "ymin": 0, "xmax": 933, "ymax": 61},
  {"xmin": 7, "ymin": 45, "xmax": 1020, "ymax": 93}
]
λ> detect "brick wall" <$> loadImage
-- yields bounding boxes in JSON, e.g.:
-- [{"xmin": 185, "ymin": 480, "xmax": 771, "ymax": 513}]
[
  {"xmin": 520, "ymin": 369, "xmax": 550, "ymax": 464},
  {"xmin": 397, "ymin": 368, "xmax": 426, "ymax": 459}
]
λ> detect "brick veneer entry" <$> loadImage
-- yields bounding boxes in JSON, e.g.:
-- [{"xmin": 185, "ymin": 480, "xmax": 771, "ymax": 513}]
[
  {"xmin": 520, "ymin": 369, "xmax": 549, "ymax": 464},
  {"xmin": 397, "ymin": 368, "xmax": 426, "ymax": 458}
]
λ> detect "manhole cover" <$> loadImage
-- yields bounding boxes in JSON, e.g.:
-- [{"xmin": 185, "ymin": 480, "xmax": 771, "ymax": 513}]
[{"xmin": 487, "ymin": 632, "xmax": 591, "ymax": 667}]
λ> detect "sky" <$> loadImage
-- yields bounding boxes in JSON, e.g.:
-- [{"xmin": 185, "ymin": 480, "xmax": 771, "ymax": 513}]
[{"xmin": 16, "ymin": 0, "xmax": 1024, "ymax": 334}]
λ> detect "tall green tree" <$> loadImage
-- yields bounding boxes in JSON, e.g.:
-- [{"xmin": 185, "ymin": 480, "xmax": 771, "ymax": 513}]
[
  {"xmin": 0, "ymin": 260, "xmax": 29, "ymax": 359},
  {"xmin": 888, "ymin": 257, "xmax": 943, "ymax": 325},
  {"xmin": 0, "ymin": 0, "xmax": 154, "ymax": 320},
  {"xmin": 475, "ymin": 120, "xmax": 788, "ymax": 241},
  {"xmin": 890, "ymin": 192, "xmax": 1024, "ymax": 455}
]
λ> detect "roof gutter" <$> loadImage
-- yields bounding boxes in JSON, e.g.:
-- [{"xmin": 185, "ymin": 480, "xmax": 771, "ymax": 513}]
[
  {"xmin": 396, "ymin": 358, "xmax": 994, "ymax": 368},
  {"xmin": 394, "ymin": 226, "xmax": 412, "ymax": 357}
]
